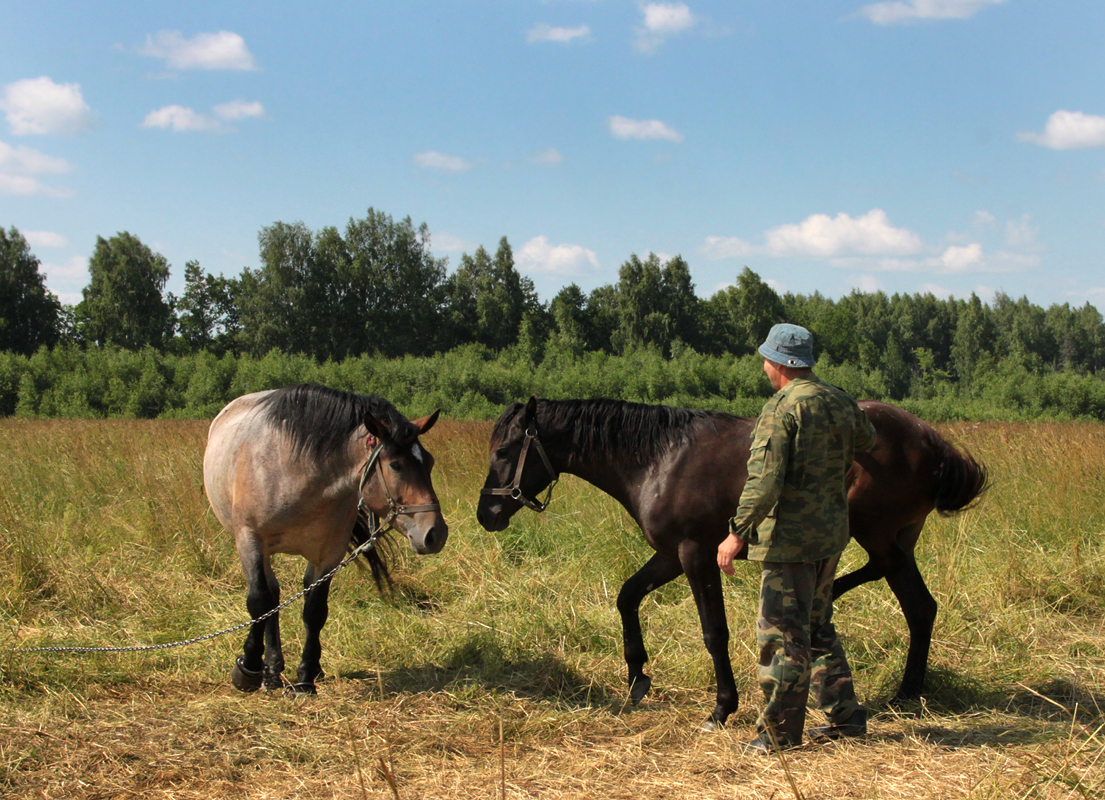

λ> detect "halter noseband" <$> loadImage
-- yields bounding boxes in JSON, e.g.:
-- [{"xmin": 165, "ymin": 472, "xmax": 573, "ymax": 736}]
[
  {"xmin": 480, "ymin": 424, "xmax": 559, "ymax": 513},
  {"xmin": 357, "ymin": 438, "xmax": 441, "ymax": 537}
]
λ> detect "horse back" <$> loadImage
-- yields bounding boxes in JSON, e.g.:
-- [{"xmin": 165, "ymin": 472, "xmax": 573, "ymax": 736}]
[
  {"xmin": 637, "ymin": 413, "xmax": 756, "ymax": 547},
  {"xmin": 204, "ymin": 391, "xmax": 356, "ymax": 547}
]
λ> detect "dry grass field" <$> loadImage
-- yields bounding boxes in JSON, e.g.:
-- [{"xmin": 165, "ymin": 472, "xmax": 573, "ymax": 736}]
[{"xmin": 1, "ymin": 413, "xmax": 1104, "ymax": 799}]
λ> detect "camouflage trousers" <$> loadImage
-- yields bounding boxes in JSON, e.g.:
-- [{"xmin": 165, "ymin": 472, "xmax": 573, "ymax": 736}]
[{"xmin": 755, "ymin": 554, "xmax": 862, "ymax": 745}]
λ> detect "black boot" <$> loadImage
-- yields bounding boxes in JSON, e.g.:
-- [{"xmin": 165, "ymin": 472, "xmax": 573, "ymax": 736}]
[{"xmin": 808, "ymin": 708, "xmax": 867, "ymax": 741}]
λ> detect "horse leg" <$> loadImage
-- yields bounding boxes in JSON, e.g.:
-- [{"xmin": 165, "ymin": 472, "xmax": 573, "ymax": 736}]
[
  {"xmin": 881, "ymin": 523, "xmax": 936, "ymax": 700},
  {"xmin": 232, "ymin": 544, "xmax": 283, "ymax": 692},
  {"xmin": 616, "ymin": 551, "xmax": 684, "ymax": 706},
  {"xmin": 290, "ymin": 563, "xmax": 332, "ymax": 696},
  {"xmin": 261, "ymin": 559, "xmax": 286, "ymax": 690},
  {"xmin": 833, "ymin": 559, "xmax": 885, "ymax": 599},
  {"xmin": 678, "ymin": 538, "xmax": 738, "ymax": 730}
]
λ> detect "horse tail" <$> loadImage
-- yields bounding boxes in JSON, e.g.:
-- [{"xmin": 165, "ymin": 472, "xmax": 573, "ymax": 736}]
[
  {"xmin": 351, "ymin": 514, "xmax": 394, "ymax": 592},
  {"xmin": 929, "ymin": 429, "xmax": 990, "ymax": 515}
]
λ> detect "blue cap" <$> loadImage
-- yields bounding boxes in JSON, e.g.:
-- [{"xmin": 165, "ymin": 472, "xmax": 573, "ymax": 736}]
[{"xmin": 758, "ymin": 323, "xmax": 816, "ymax": 368}]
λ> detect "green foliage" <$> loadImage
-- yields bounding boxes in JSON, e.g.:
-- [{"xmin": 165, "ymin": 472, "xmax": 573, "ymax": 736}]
[
  {"xmin": 237, "ymin": 210, "xmax": 448, "ymax": 360},
  {"xmin": 0, "ymin": 341, "xmax": 1103, "ymax": 421},
  {"xmin": 75, "ymin": 232, "xmax": 174, "ymax": 349},
  {"xmin": 0, "ymin": 227, "xmax": 62, "ymax": 354},
  {"xmin": 3, "ymin": 217, "xmax": 1105, "ymax": 422},
  {"xmin": 175, "ymin": 261, "xmax": 240, "ymax": 355},
  {"xmin": 444, "ymin": 237, "xmax": 545, "ymax": 351}
]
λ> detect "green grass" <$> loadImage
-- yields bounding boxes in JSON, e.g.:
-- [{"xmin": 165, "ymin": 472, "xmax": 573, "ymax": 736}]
[{"xmin": 0, "ymin": 417, "xmax": 1103, "ymax": 798}]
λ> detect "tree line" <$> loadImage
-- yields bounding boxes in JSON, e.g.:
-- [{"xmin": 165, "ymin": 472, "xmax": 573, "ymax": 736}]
[{"xmin": 2, "ymin": 209, "xmax": 1104, "ymax": 420}]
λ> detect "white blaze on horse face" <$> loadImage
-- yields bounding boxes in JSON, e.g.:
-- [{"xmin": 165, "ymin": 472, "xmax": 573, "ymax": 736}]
[{"xmin": 411, "ymin": 442, "xmax": 425, "ymax": 465}]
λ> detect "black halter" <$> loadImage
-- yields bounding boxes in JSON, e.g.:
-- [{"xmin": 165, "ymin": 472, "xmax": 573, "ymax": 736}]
[
  {"xmin": 357, "ymin": 439, "xmax": 441, "ymax": 535},
  {"xmin": 480, "ymin": 424, "xmax": 560, "ymax": 512}
]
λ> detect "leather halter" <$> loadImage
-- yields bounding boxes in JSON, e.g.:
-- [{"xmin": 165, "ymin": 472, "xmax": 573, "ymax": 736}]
[
  {"xmin": 480, "ymin": 424, "xmax": 559, "ymax": 512},
  {"xmin": 357, "ymin": 438, "xmax": 441, "ymax": 533}
]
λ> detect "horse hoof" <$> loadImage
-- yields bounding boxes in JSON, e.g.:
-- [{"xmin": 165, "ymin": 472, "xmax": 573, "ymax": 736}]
[
  {"xmin": 231, "ymin": 657, "xmax": 263, "ymax": 693},
  {"xmin": 629, "ymin": 675, "xmax": 652, "ymax": 705},
  {"xmin": 283, "ymin": 682, "xmax": 317, "ymax": 697}
]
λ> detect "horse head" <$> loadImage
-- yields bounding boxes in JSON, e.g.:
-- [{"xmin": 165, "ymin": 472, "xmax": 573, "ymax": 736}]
[
  {"xmin": 477, "ymin": 396, "xmax": 559, "ymax": 531},
  {"xmin": 361, "ymin": 408, "xmax": 448, "ymax": 555}
]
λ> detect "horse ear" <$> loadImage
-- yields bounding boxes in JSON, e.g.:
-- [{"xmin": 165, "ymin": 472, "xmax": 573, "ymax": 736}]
[
  {"xmin": 363, "ymin": 410, "xmax": 390, "ymax": 441},
  {"xmin": 411, "ymin": 409, "xmax": 440, "ymax": 436},
  {"xmin": 523, "ymin": 395, "xmax": 539, "ymax": 426}
]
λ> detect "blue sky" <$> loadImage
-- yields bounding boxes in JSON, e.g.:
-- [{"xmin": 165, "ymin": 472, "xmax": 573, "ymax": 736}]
[{"xmin": 2, "ymin": 0, "xmax": 1103, "ymax": 310}]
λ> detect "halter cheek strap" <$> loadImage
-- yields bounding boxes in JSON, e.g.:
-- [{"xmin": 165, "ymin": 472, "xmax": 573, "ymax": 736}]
[
  {"xmin": 480, "ymin": 425, "xmax": 560, "ymax": 513},
  {"xmin": 357, "ymin": 438, "xmax": 441, "ymax": 533}
]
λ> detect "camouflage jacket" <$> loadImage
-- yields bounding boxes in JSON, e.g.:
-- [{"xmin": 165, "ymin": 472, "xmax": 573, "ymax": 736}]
[{"xmin": 730, "ymin": 374, "xmax": 877, "ymax": 563}]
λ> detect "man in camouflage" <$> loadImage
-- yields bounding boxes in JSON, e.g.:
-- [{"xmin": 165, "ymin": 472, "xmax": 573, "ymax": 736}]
[{"xmin": 717, "ymin": 323, "xmax": 878, "ymax": 754}]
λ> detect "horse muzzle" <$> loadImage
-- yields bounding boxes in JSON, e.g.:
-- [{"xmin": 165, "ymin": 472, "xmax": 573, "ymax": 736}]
[{"xmin": 398, "ymin": 509, "xmax": 448, "ymax": 555}]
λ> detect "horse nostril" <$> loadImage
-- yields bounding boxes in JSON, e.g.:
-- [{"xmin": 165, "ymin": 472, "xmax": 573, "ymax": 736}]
[{"xmin": 422, "ymin": 526, "xmax": 438, "ymax": 552}]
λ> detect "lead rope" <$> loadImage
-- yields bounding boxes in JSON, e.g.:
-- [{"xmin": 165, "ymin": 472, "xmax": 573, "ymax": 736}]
[{"xmin": 3, "ymin": 446, "xmax": 393, "ymax": 657}]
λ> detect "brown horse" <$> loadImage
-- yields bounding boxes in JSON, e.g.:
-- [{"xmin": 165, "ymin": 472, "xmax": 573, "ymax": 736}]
[
  {"xmin": 204, "ymin": 384, "xmax": 447, "ymax": 695},
  {"xmin": 477, "ymin": 396, "xmax": 986, "ymax": 728}
]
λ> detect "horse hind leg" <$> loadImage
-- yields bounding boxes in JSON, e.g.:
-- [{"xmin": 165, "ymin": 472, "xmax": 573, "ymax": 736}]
[
  {"xmin": 232, "ymin": 545, "xmax": 285, "ymax": 692},
  {"xmin": 616, "ymin": 551, "xmax": 683, "ymax": 707},
  {"xmin": 289, "ymin": 563, "xmax": 332, "ymax": 696},
  {"xmin": 833, "ymin": 559, "xmax": 886, "ymax": 600},
  {"xmin": 881, "ymin": 523, "xmax": 936, "ymax": 701}
]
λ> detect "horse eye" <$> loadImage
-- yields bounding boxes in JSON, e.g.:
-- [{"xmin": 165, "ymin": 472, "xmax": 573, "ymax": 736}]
[{"xmin": 389, "ymin": 461, "xmax": 402, "ymax": 472}]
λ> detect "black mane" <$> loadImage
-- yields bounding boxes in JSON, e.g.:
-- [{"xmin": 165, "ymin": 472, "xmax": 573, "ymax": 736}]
[
  {"xmin": 495, "ymin": 397, "xmax": 724, "ymax": 466},
  {"xmin": 258, "ymin": 384, "xmax": 417, "ymax": 462}
]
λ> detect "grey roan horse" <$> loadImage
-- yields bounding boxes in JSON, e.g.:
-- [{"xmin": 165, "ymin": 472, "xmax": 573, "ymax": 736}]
[
  {"xmin": 477, "ymin": 396, "xmax": 987, "ymax": 729},
  {"xmin": 204, "ymin": 384, "xmax": 448, "ymax": 694}
]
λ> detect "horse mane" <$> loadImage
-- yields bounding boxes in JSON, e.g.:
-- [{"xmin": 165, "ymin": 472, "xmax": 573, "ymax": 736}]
[
  {"xmin": 258, "ymin": 384, "xmax": 417, "ymax": 462},
  {"xmin": 506, "ymin": 398, "xmax": 722, "ymax": 466}
]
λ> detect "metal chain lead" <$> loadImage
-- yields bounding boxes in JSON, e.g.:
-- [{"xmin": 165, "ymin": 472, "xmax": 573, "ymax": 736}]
[{"xmin": 3, "ymin": 522, "xmax": 385, "ymax": 657}]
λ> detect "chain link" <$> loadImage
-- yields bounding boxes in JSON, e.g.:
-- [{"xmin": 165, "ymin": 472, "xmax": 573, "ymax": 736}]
[{"xmin": 3, "ymin": 528, "xmax": 383, "ymax": 657}]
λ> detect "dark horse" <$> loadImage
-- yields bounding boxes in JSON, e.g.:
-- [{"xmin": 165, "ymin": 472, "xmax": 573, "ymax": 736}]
[
  {"xmin": 477, "ymin": 396, "xmax": 986, "ymax": 728},
  {"xmin": 204, "ymin": 384, "xmax": 448, "ymax": 694}
]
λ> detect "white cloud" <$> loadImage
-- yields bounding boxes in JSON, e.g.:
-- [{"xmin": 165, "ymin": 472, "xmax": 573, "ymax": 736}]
[
  {"xmin": 516, "ymin": 236, "xmax": 600, "ymax": 276},
  {"xmin": 857, "ymin": 0, "xmax": 1006, "ymax": 25},
  {"xmin": 532, "ymin": 147, "xmax": 564, "ymax": 166},
  {"xmin": 0, "ymin": 139, "xmax": 73, "ymax": 197},
  {"xmin": 41, "ymin": 255, "xmax": 88, "ymax": 285},
  {"xmin": 974, "ymin": 210, "xmax": 996, "ymax": 226},
  {"xmin": 527, "ymin": 24, "xmax": 591, "ymax": 44},
  {"xmin": 939, "ymin": 243, "xmax": 982, "ymax": 272},
  {"xmin": 1004, "ymin": 215, "xmax": 1038, "ymax": 249},
  {"xmin": 413, "ymin": 150, "xmax": 472, "ymax": 172},
  {"xmin": 641, "ymin": 2, "xmax": 696, "ymax": 34},
  {"xmin": 142, "ymin": 105, "xmax": 225, "ymax": 133},
  {"xmin": 917, "ymin": 282, "xmax": 954, "ymax": 297},
  {"xmin": 848, "ymin": 246, "xmax": 1037, "ymax": 275},
  {"xmin": 702, "ymin": 210, "xmax": 921, "ymax": 261},
  {"xmin": 0, "ymin": 140, "xmax": 70, "ymax": 175},
  {"xmin": 852, "ymin": 274, "xmax": 884, "ymax": 294},
  {"xmin": 700, "ymin": 235, "xmax": 756, "ymax": 260},
  {"xmin": 635, "ymin": 2, "xmax": 696, "ymax": 52},
  {"xmin": 764, "ymin": 209, "xmax": 923, "ymax": 258},
  {"xmin": 0, "ymin": 173, "xmax": 73, "ymax": 198},
  {"xmin": 607, "ymin": 115, "xmax": 684, "ymax": 142},
  {"xmin": 431, "ymin": 231, "xmax": 476, "ymax": 253},
  {"xmin": 24, "ymin": 230, "xmax": 67, "ymax": 248},
  {"xmin": 213, "ymin": 99, "xmax": 265, "ymax": 120},
  {"xmin": 139, "ymin": 31, "xmax": 258, "ymax": 71},
  {"xmin": 1017, "ymin": 110, "xmax": 1105, "ymax": 150},
  {"xmin": 1, "ymin": 77, "xmax": 95, "ymax": 136}
]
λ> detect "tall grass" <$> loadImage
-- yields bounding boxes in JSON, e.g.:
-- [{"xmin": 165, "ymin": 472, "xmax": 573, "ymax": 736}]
[{"xmin": 1, "ymin": 415, "xmax": 1103, "ymax": 798}]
